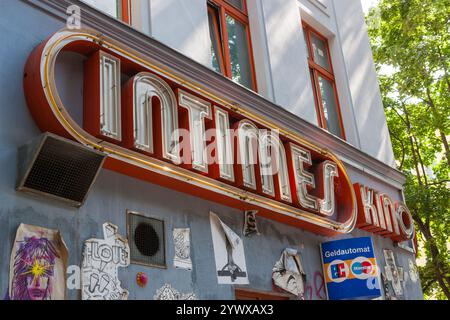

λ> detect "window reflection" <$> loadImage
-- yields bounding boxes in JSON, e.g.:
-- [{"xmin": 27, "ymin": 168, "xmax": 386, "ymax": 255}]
[
  {"xmin": 226, "ymin": 15, "xmax": 252, "ymax": 89},
  {"xmin": 225, "ymin": 0, "xmax": 244, "ymax": 10},
  {"xmin": 318, "ymin": 76, "xmax": 342, "ymax": 138},
  {"xmin": 206, "ymin": 1, "xmax": 256, "ymax": 91},
  {"xmin": 208, "ymin": 8, "xmax": 223, "ymax": 73},
  {"xmin": 311, "ymin": 33, "xmax": 331, "ymax": 71}
]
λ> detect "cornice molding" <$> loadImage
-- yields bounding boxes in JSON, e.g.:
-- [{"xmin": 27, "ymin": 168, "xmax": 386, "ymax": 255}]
[{"xmin": 24, "ymin": 0, "xmax": 406, "ymax": 188}]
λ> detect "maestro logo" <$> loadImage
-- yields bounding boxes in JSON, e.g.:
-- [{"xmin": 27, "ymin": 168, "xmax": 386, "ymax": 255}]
[
  {"xmin": 350, "ymin": 257, "xmax": 375, "ymax": 280},
  {"xmin": 327, "ymin": 260, "xmax": 349, "ymax": 283}
]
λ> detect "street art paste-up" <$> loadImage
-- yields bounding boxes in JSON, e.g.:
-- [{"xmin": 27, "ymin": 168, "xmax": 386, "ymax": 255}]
[
  {"xmin": 8, "ymin": 224, "xmax": 68, "ymax": 300},
  {"xmin": 408, "ymin": 259, "xmax": 419, "ymax": 283},
  {"xmin": 210, "ymin": 212, "xmax": 249, "ymax": 285},
  {"xmin": 383, "ymin": 249, "xmax": 403, "ymax": 297},
  {"xmin": 272, "ymin": 248, "xmax": 306, "ymax": 297},
  {"xmin": 173, "ymin": 228, "xmax": 192, "ymax": 270},
  {"xmin": 153, "ymin": 284, "xmax": 197, "ymax": 300},
  {"xmin": 381, "ymin": 273, "xmax": 395, "ymax": 300},
  {"xmin": 81, "ymin": 222, "xmax": 130, "ymax": 300},
  {"xmin": 243, "ymin": 210, "xmax": 260, "ymax": 237}
]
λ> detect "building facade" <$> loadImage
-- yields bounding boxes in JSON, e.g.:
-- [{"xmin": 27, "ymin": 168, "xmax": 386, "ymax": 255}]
[{"xmin": 0, "ymin": 0, "xmax": 423, "ymax": 300}]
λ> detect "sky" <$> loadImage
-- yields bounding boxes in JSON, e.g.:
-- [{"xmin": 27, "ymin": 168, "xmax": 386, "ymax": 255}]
[{"xmin": 360, "ymin": 0, "xmax": 380, "ymax": 14}]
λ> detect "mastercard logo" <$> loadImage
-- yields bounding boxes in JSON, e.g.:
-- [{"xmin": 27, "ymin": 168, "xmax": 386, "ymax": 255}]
[{"xmin": 350, "ymin": 257, "xmax": 376, "ymax": 279}]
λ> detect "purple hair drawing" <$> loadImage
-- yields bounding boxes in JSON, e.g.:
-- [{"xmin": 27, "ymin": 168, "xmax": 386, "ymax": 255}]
[{"xmin": 11, "ymin": 236, "xmax": 60, "ymax": 300}]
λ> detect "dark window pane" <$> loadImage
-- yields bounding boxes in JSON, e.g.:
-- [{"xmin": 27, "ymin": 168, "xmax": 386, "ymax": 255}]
[
  {"xmin": 318, "ymin": 75, "xmax": 343, "ymax": 138},
  {"xmin": 311, "ymin": 33, "xmax": 331, "ymax": 71},
  {"xmin": 226, "ymin": 15, "xmax": 252, "ymax": 89},
  {"xmin": 208, "ymin": 9, "xmax": 223, "ymax": 73},
  {"xmin": 225, "ymin": 0, "xmax": 244, "ymax": 11}
]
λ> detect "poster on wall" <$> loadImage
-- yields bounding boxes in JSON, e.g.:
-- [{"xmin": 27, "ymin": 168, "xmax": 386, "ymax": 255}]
[
  {"xmin": 81, "ymin": 222, "xmax": 130, "ymax": 300},
  {"xmin": 321, "ymin": 237, "xmax": 381, "ymax": 300},
  {"xmin": 8, "ymin": 224, "xmax": 68, "ymax": 300},
  {"xmin": 210, "ymin": 212, "xmax": 249, "ymax": 285},
  {"xmin": 173, "ymin": 228, "xmax": 192, "ymax": 270},
  {"xmin": 383, "ymin": 249, "xmax": 403, "ymax": 296},
  {"xmin": 272, "ymin": 248, "xmax": 306, "ymax": 297}
]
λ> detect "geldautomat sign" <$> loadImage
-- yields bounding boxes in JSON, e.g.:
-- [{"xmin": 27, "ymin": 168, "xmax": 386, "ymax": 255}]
[{"xmin": 321, "ymin": 237, "xmax": 381, "ymax": 300}]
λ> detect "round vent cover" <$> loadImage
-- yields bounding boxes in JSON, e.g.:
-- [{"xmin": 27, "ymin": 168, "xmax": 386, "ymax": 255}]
[{"xmin": 134, "ymin": 222, "xmax": 160, "ymax": 257}]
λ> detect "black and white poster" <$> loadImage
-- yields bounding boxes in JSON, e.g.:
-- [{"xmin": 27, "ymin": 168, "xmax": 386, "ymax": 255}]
[
  {"xmin": 210, "ymin": 212, "xmax": 249, "ymax": 285},
  {"xmin": 383, "ymin": 249, "xmax": 403, "ymax": 297},
  {"xmin": 173, "ymin": 228, "xmax": 192, "ymax": 270}
]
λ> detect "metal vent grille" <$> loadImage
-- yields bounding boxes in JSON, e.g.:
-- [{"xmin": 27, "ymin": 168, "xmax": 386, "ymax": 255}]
[
  {"xmin": 17, "ymin": 133, "xmax": 106, "ymax": 207},
  {"xmin": 128, "ymin": 211, "xmax": 166, "ymax": 268}
]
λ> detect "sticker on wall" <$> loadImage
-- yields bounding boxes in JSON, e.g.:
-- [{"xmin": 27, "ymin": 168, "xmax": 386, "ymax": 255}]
[
  {"xmin": 153, "ymin": 284, "xmax": 197, "ymax": 300},
  {"xmin": 210, "ymin": 212, "xmax": 249, "ymax": 285},
  {"xmin": 173, "ymin": 228, "xmax": 192, "ymax": 270},
  {"xmin": 81, "ymin": 222, "xmax": 130, "ymax": 300},
  {"xmin": 136, "ymin": 272, "xmax": 148, "ymax": 288},
  {"xmin": 8, "ymin": 223, "xmax": 68, "ymax": 300},
  {"xmin": 243, "ymin": 210, "xmax": 260, "ymax": 237},
  {"xmin": 272, "ymin": 248, "xmax": 306, "ymax": 297},
  {"xmin": 383, "ymin": 249, "xmax": 403, "ymax": 297}
]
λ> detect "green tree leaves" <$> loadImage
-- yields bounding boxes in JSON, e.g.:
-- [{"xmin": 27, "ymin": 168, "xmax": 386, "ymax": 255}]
[{"xmin": 367, "ymin": 0, "xmax": 450, "ymax": 300}]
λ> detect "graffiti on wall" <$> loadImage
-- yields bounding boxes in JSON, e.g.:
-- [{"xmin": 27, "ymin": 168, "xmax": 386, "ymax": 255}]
[
  {"xmin": 243, "ymin": 210, "xmax": 260, "ymax": 237},
  {"xmin": 304, "ymin": 271, "xmax": 327, "ymax": 300},
  {"xmin": 154, "ymin": 284, "xmax": 197, "ymax": 300},
  {"xmin": 8, "ymin": 224, "xmax": 68, "ymax": 300},
  {"xmin": 81, "ymin": 223, "xmax": 130, "ymax": 300}
]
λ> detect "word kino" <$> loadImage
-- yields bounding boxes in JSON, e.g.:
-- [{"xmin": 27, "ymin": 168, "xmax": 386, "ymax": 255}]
[
  {"xmin": 354, "ymin": 184, "xmax": 414, "ymax": 241},
  {"xmin": 24, "ymin": 29, "xmax": 357, "ymax": 236}
]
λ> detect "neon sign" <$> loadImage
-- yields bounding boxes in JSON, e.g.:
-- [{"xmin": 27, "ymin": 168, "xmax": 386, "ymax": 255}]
[
  {"xmin": 24, "ymin": 29, "xmax": 358, "ymax": 236},
  {"xmin": 354, "ymin": 183, "xmax": 414, "ymax": 241}
]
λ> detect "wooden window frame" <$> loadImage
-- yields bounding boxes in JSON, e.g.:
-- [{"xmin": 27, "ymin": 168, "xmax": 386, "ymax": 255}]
[
  {"xmin": 120, "ymin": 0, "xmax": 131, "ymax": 24},
  {"xmin": 303, "ymin": 22, "xmax": 346, "ymax": 140},
  {"xmin": 208, "ymin": 0, "xmax": 258, "ymax": 91}
]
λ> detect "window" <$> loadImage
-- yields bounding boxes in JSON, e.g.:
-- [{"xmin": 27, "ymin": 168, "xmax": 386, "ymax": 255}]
[
  {"xmin": 207, "ymin": 0, "xmax": 257, "ymax": 91},
  {"xmin": 82, "ymin": 0, "xmax": 131, "ymax": 24},
  {"xmin": 303, "ymin": 23, "xmax": 345, "ymax": 139}
]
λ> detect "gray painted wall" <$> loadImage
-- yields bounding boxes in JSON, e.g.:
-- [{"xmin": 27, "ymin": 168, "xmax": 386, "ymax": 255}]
[{"xmin": 0, "ymin": 0, "xmax": 422, "ymax": 300}]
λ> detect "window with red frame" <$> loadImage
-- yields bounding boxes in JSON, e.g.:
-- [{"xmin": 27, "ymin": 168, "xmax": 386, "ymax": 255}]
[
  {"xmin": 207, "ymin": 0, "xmax": 257, "ymax": 91},
  {"xmin": 303, "ymin": 23, "xmax": 345, "ymax": 140},
  {"xmin": 82, "ymin": 0, "xmax": 131, "ymax": 24}
]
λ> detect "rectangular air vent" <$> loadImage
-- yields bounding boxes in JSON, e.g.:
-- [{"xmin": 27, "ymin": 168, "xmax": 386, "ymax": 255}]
[
  {"xmin": 17, "ymin": 133, "xmax": 106, "ymax": 207},
  {"xmin": 127, "ymin": 210, "xmax": 166, "ymax": 268}
]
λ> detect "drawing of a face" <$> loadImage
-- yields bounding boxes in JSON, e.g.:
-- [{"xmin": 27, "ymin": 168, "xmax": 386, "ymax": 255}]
[
  {"xmin": 25, "ymin": 259, "xmax": 51, "ymax": 300},
  {"xmin": 11, "ymin": 237, "xmax": 59, "ymax": 300}
]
